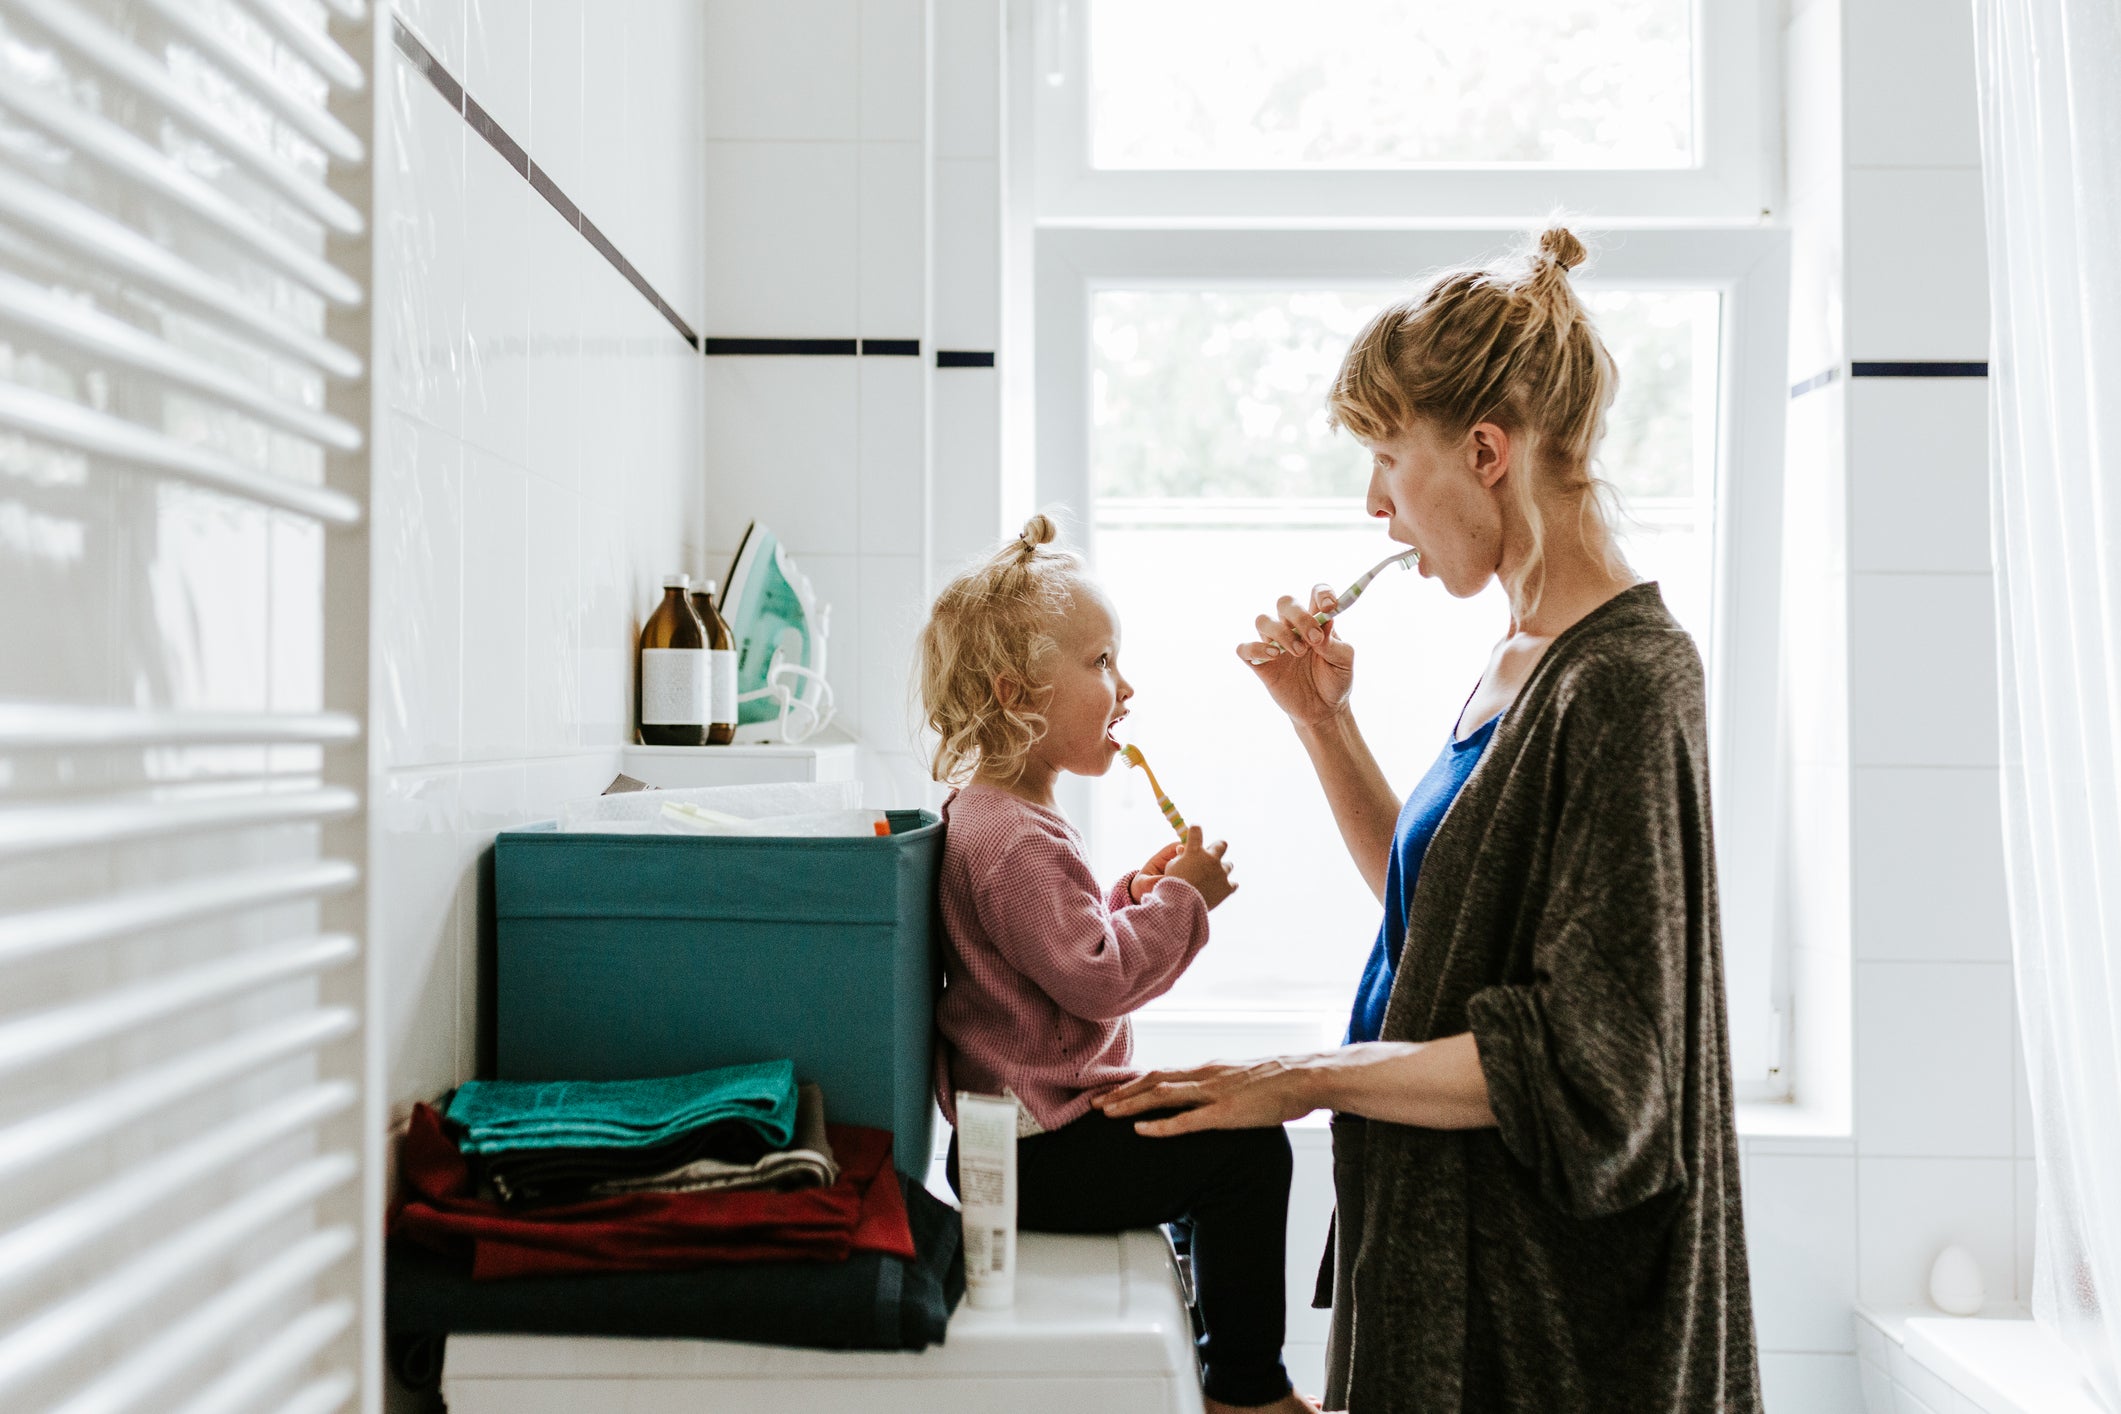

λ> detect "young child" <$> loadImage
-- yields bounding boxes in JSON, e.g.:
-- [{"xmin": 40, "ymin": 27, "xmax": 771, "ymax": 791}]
[{"xmin": 917, "ymin": 514, "xmax": 1312, "ymax": 1414}]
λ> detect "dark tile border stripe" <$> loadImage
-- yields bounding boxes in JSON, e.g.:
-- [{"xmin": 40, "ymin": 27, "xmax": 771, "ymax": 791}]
[
  {"xmin": 937, "ymin": 350, "xmax": 995, "ymax": 368},
  {"xmin": 393, "ymin": 17, "xmax": 699, "ymax": 349},
  {"xmin": 1851, "ymin": 361, "xmax": 1988, "ymax": 378},
  {"xmin": 703, "ymin": 338, "xmax": 859, "ymax": 356},
  {"xmin": 860, "ymin": 339, "xmax": 920, "ymax": 356},
  {"xmin": 1789, "ymin": 367, "xmax": 1840, "ymax": 400}
]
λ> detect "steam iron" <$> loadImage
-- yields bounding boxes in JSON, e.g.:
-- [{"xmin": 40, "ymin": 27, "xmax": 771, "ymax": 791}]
[{"xmin": 721, "ymin": 522, "xmax": 836, "ymax": 744}]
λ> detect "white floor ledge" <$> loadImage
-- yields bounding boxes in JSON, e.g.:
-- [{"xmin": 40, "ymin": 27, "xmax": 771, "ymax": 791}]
[{"xmin": 1856, "ymin": 1306, "xmax": 2107, "ymax": 1414}]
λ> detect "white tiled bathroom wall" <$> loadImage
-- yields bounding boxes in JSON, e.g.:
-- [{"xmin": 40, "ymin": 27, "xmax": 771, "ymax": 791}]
[
  {"xmin": 373, "ymin": 0, "xmax": 708, "ymax": 1126},
  {"xmin": 1752, "ymin": 2, "xmax": 2025, "ymax": 1409}
]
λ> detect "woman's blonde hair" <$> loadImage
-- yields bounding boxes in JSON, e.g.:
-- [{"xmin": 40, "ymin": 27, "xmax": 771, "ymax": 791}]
[
  {"xmin": 917, "ymin": 513, "xmax": 1087, "ymax": 785},
  {"xmin": 1328, "ymin": 225, "xmax": 1628, "ymax": 614}
]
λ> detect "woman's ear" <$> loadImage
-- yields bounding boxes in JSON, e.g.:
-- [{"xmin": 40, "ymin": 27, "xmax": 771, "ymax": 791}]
[
  {"xmin": 993, "ymin": 675, "xmax": 1019, "ymax": 709},
  {"xmin": 1470, "ymin": 422, "xmax": 1513, "ymax": 489}
]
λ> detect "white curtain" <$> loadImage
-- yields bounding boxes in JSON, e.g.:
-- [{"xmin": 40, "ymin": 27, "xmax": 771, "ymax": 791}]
[{"xmin": 1973, "ymin": 0, "xmax": 2121, "ymax": 1403}]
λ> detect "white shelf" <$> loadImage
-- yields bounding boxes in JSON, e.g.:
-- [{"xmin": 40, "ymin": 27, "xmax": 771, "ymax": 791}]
[{"xmin": 621, "ymin": 730, "xmax": 859, "ymax": 788}]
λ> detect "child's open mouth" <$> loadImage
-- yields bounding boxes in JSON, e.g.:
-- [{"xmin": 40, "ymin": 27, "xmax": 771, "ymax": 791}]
[{"xmin": 1104, "ymin": 714, "xmax": 1126, "ymax": 748}]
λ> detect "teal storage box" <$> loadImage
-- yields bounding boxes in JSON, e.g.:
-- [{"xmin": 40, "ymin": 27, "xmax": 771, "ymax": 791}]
[{"xmin": 492, "ymin": 812, "xmax": 942, "ymax": 1175}]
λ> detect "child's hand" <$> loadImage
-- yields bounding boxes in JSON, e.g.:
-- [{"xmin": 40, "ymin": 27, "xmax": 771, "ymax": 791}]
[
  {"xmin": 1162, "ymin": 825, "xmax": 1237, "ymax": 911},
  {"xmin": 1129, "ymin": 840, "xmax": 1183, "ymax": 904}
]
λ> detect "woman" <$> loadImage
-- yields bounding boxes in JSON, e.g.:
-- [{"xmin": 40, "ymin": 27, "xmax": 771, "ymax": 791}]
[{"xmin": 1097, "ymin": 228, "xmax": 1760, "ymax": 1413}]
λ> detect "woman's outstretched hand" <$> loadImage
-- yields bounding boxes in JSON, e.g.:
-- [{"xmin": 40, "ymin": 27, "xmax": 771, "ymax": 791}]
[
  {"xmin": 1093, "ymin": 1056, "xmax": 1325, "ymax": 1136},
  {"xmin": 1238, "ymin": 585, "xmax": 1356, "ymax": 727}
]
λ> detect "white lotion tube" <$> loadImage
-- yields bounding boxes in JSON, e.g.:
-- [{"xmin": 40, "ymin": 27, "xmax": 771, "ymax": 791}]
[{"xmin": 955, "ymin": 1092, "xmax": 1019, "ymax": 1310}]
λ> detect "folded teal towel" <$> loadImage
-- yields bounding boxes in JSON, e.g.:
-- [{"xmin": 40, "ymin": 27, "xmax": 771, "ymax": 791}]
[{"xmin": 444, "ymin": 1059, "xmax": 797, "ymax": 1155}]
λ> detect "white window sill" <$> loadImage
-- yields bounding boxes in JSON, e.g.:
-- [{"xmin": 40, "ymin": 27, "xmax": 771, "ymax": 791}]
[
  {"xmin": 1735, "ymin": 1095, "xmax": 1854, "ymax": 1148},
  {"xmin": 1857, "ymin": 1305, "xmax": 2106, "ymax": 1414}
]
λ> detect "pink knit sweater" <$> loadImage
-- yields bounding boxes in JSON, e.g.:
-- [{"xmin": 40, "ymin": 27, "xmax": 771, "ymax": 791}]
[{"xmin": 933, "ymin": 783, "xmax": 1211, "ymax": 1132}]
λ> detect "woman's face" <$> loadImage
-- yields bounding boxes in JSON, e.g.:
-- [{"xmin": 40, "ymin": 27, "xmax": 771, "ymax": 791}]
[
  {"xmin": 1360, "ymin": 420, "xmax": 1511, "ymax": 600},
  {"xmin": 1026, "ymin": 585, "xmax": 1134, "ymax": 780}
]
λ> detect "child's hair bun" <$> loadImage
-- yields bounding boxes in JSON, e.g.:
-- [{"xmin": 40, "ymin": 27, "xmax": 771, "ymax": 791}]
[
  {"xmin": 1537, "ymin": 226, "xmax": 1589, "ymax": 272},
  {"xmin": 1016, "ymin": 513, "xmax": 1060, "ymax": 553}
]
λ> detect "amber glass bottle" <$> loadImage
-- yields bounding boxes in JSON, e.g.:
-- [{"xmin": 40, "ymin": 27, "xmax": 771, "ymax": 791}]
[
  {"xmin": 690, "ymin": 580, "xmax": 739, "ymax": 745},
  {"xmin": 637, "ymin": 575, "xmax": 709, "ymax": 746}
]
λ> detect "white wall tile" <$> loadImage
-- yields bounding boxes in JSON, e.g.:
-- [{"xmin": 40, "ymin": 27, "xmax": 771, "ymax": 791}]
[
  {"xmin": 461, "ymin": 136, "xmax": 532, "ymax": 468},
  {"xmin": 524, "ymin": 197, "xmax": 584, "ymax": 495},
  {"xmin": 456, "ymin": 761, "xmax": 530, "ymax": 1077},
  {"xmin": 576, "ymin": 0, "xmax": 631, "ymax": 247},
  {"xmin": 376, "ymin": 415, "xmax": 463, "ymax": 769},
  {"xmin": 935, "ymin": 158, "xmax": 1000, "ymax": 348},
  {"xmin": 860, "ymin": 0, "xmax": 926, "ymax": 141},
  {"xmin": 1848, "ymin": 379, "xmax": 1990, "ymax": 574},
  {"xmin": 860, "ymin": 142, "xmax": 927, "ymax": 339},
  {"xmin": 857, "ymin": 554, "xmax": 924, "ymax": 754},
  {"xmin": 933, "ymin": 364, "xmax": 1002, "ymax": 571},
  {"xmin": 1747, "ymin": 1155, "xmax": 1858, "ymax": 1352},
  {"xmin": 382, "ymin": 56, "xmax": 466, "ymax": 434},
  {"xmin": 701, "ymin": 142, "xmax": 861, "ymax": 338},
  {"xmin": 798, "ymin": 553, "xmax": 862, "ymax": 737},
  {"xmin": 1761, "ymin": 1353, "xmax": 1864, "ymax": 1414},
  {"xmin": 1857, "ymin": 1157, "xmax": 2015, "ymax": 1308},
  {"xmin": 703, "ymin": 357, "xmax": 861, "ymax": 556},
  {"xmin": 858, "ymin": 748, "xmax": 937, "ymax": 812},
  {"xmin": 702, "ymin": 0, "xmax": 859, "ymax": 140},
  {"xmin": 377, "ymin": 769, "xmax": 464, "ymax": 1121},
  {"xmin": 1852, "ymin": 767, "xmax": 2008, "ymax": 961},
  {"xmin": 859, "ymin": 357, "xmax": 926, "ymax": 555},
  {"xmin": 525, "ymin": 476, "xmax": 584, "ymax": 753},
  {"xmin": 580, "ymin": 501, "xmax": 634, "ymax": 746},
  {"xmin": 525, "ymin": 751, "xmax": 623, "ymax": 821},
  {"xmin": 1287, "ymin": 1344, "xmax": 1327, "ymax": 1407},
  {"xmin": 466, "ymin": 0, "xmax": 533, "ymax": 139},
  {"xmin": 1848, "ymin": 573, "xmax": 1998, "ymax": 768},
  {"xmin": 621, "ymin": 0, "xmax": 707, "ymax": 331},
  {"xmin": 460, "ymin": 448, "xmax": 530, "ymax": 760},
  {"xmin": 1783, "ymin": 0, "xmax": 1843, "ymax": 211},
  {"xmin": 1845, "ymin": 169, "xmax": 1990, "ymax": 361},
  {"xmin": 1855, "ymin": 961, "xmax": 2015, "ymax": 1157},
  {"xmin": 528, "ymin": 0, "xmax": 585, "ymax": 199},
  {"xmin": 397, "ymin": 0, "xmax": 468, "ymax": 74},
  {"xmin": 1844, "ymin": 0, "xmax": 1979, "ymax": 168},
  {"xmin": 935, "ymin": 0, "xmax": 1000, "ymax": 159}
]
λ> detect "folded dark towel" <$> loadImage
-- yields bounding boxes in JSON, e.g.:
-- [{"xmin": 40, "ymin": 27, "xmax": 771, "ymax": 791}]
[
  {"xmin": 384, "ymin": 1171, "xmax": 966, "ymax": 1392},
  {"xmin": 481, "ymin": 1118, "xmax": 773, "ymax": 1205}
]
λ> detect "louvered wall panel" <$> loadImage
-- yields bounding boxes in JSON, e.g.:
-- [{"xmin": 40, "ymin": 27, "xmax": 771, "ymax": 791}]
[{"xmin": 0, "ymin": 0, "xmax": 376, "ymax": 1410}]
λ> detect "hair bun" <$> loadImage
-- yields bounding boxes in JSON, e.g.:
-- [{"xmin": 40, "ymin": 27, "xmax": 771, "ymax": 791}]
[
  {"xmin": 1537, "ymin": 226, "xmax": 1588, "ymax": 272},
  {"xmin": 1017, "ymin": 513, "xmax": 1059, "ymax": 550}
]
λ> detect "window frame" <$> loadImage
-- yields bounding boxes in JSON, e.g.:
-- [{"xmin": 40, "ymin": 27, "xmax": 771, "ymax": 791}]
[
  {"xmin": 1032, "ymin": 225, "xmax": 1792, "ymax": 1099},
  {"xmin": 1031, "ymin": 0, "xmax": 1780, "ymax": 223}
]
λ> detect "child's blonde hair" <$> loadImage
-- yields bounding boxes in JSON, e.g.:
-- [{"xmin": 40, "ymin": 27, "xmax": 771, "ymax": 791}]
[
  {"xmin": 917, "ymin": 513, "xmax": 1087, "ymax": 785},
  {"xmin": 1328, "ymin": 225, "xmax": 1628, "ymax": 615}
]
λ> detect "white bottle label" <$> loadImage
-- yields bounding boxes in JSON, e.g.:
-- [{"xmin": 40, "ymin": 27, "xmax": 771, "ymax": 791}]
[
  {"xmin": 709, "ymin": 647, "xmax": 738, "ymax": 726},
  {"xmin": 641, "ymin": 648, "xmax": 708, "ymax": 725}
]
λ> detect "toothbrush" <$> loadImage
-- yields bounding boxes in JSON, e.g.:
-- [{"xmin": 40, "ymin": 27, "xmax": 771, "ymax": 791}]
[
  {"xmin": 1120, "ymin": 744, "xmax": 1187, "ymax": 840},
  {"xmin": 1313, "ymin": 548, "xmax": 1420, "ymax": 625}
]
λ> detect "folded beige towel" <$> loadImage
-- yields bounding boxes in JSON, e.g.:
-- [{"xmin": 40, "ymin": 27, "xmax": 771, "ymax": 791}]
[{"xmin": 590, "ymin": 1082, "xmax": 839, "ymax": 1197}]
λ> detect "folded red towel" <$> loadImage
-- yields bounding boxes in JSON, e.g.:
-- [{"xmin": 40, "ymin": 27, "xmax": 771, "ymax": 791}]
[{"xmin": 390, "ymin": 1103, "xmax": 916, "ymax": 1280}]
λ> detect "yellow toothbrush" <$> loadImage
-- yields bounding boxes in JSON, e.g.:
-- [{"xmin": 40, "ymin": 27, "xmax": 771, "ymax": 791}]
[{"xmin": 1120, "ymin": 744, "xmax": 1187, "ymax": 839}]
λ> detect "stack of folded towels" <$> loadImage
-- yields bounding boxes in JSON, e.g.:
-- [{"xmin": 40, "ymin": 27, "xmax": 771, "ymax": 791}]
[{"xmin": 385, "ymin": 1058, "xmax": 962, "ymax": 1373}]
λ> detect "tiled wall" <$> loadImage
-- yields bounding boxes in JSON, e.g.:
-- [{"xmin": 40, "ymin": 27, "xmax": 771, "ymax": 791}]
[
  {"xmin": 695, "ymin": 0, "xmax": 1006, "ymax": 811},
  {"xmin": 1751, "ymin": 2, "xmax": 2026, "ymax": 1409},
  {"xmin": 373, "ymin": 0, "xmax": 708, "ymax": 1128}
]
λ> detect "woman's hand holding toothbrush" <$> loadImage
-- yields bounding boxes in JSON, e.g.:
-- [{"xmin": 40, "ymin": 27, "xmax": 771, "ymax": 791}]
[{"xmin": 1238, "ymin": 585, "xmax": 1357, "ymax": 727}]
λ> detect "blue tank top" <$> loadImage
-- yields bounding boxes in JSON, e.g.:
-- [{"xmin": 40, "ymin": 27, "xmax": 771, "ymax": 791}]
[{"xmin": 1344, "ymin": 714, "xmax": 1499, "ymax": 1045}]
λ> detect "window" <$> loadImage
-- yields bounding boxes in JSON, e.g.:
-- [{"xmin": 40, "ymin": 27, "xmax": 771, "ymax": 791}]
[
  {"xmin": 1019, "ymin": 2, "xmax": 1788, "ymax": 1096},
  {"xmin": 1034, "ymin": 0, "xmax": 1772, "ymax": 220}
]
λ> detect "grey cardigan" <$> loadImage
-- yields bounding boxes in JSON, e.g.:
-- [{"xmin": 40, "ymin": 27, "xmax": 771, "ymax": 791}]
[{"xmin": 1321, "ymin": 584, "xmax": 1761, "ymax": 1414}]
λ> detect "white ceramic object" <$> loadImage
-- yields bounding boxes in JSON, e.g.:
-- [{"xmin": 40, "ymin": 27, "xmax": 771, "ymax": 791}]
[{"xmin": 1929, "ymin": 1244, "xmax": 1986, "ymax": 1315}]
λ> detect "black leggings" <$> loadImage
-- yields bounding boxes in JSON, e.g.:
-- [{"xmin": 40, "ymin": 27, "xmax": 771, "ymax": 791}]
[{"xmin": 949, "ymin": 1109, "xmax": 1295, "ymax": 1407}]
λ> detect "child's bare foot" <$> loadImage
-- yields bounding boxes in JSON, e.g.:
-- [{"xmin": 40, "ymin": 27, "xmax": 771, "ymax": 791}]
[{"xmin": 1204, "ymin": 1393, "xmax": 1320, "ymax": 1414}]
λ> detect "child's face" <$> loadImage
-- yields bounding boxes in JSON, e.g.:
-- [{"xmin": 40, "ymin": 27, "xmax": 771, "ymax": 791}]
[{"xmin": 1029, "ymin": 585, "xmax": 1134, "ymax": 780}]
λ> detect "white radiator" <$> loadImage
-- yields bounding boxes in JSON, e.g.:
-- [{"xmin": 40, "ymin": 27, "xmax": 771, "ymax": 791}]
[{"xmin": 0, "ymin": 0, "xmax": 377, "ymax": 1410}]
